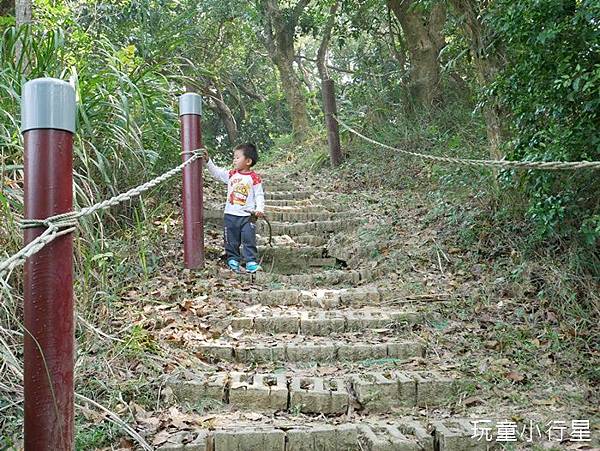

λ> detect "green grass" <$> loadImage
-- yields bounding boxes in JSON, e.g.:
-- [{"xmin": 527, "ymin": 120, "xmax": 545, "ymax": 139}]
[{"xmin": 75, "ymin": 423, "xmax": 117, "ymax": 451}]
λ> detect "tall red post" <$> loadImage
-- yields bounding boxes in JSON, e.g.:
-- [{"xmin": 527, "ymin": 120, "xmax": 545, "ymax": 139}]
[
  {"xmin": 21, "ymin": 78, "xmax": 76, "ymax": 450},
  {"xmin": 179, "ymin": 92, "xmax": 205, "ymax": 269}
]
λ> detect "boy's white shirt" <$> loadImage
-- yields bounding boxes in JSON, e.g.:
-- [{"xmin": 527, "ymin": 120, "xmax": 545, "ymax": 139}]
[{"xmin": 206, "ymin": 159, "xmax": 265, "ymax": 216}]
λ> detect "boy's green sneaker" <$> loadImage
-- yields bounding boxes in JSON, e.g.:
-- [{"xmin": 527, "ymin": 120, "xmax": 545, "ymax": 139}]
[
  {"xmin": 246, "ymin": 261, "xmax": 261, "ymax": 273},
  {"xmin": 227, "ymin": 258, "xmax": 240, "ymax": 272}
]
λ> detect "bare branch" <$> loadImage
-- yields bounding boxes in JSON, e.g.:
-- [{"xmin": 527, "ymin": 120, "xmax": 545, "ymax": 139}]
[{"xmin": 232, "ymin": 80, "xmax": 266, "ymax": 102}]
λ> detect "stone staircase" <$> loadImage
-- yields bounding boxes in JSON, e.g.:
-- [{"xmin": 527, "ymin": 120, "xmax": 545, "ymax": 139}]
[{"xmin": 158, "ymin": 179, "xmax": 493, "ymax": 451}]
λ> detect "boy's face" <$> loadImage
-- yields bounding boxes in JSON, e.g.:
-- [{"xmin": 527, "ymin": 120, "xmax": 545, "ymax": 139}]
[{"xmin": 233, "ymin": 149, "xmax": 253, "ymax": 171}]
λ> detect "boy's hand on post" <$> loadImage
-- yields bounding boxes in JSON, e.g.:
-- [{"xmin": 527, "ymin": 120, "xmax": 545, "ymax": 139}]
[
  {"xmin": 254, "ymin": 211, "xmax": 265, "ymax": 218},
  {"xmin": 202, "ymin": 149, "xmax": 210, "ymax": 163}
]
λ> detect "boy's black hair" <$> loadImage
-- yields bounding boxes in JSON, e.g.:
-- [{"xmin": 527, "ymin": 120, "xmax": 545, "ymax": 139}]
[{"xmin": 234, "ymin": 143, "xmax": 258, "ymax": 167}]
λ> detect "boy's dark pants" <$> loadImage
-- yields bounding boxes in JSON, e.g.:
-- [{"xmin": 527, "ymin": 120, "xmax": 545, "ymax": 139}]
[{"xmin": 224, "ymin": 214, "xmax": 259, "ymax": 263}]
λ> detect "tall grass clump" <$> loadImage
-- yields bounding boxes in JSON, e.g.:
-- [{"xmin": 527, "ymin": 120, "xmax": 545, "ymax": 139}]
[{"xmin": 0, "ymin": 18, "xmax": 191, "ymax": 442}]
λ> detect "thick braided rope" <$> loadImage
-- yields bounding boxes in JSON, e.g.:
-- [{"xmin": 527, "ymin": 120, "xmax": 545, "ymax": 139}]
[
  {"xmin": 0, "ymin": 149, "xmax": 203, "ymax": 279},
  {"xmin": 334, "ymin": 115, "xmax": 600, "ymax": 170}
]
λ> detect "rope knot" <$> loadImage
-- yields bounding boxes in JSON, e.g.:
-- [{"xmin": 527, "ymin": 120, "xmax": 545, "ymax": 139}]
[
  {"xmin": 180, "ymin": 147, "xmax": 205, "ymax": 156},
  {"xmin": 19, "ymin": 211, "xmax": 80, "ymax": 231}
]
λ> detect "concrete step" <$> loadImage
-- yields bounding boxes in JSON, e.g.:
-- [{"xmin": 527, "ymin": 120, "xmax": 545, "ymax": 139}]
[
  {"xmin": 261, "ymin": 258, "xmax": 338, "ymax": 275},
  {"xmin": 259, "ymin": 245, "xmax": 325, "ymax": 259},
  {"xmin": 250, "ymin": 267, "xmax": 383, "ymax": 288},
  {"xmin": 267, "ymin": 199, "xmax": 351, "ymax": 214},
  {"xmin": 204, "ymin": 209, "xmax": 346, "ymax": 223},
  {"xmin": 359, "ymin": 422, "xmax": 432, "ymax": 451},
  {"xmin": 294, "ymin": 235, "xmax": 328, "ymax": 246},
  {"xmin": 266, "ymin": 205, "xmax": 331, "ymax": 213},
  {"xmin": 257, "ymin": 246, "xmax": 336, "ymax": 274},
  {"xmin": 204, "ymin": 214, "xmax": 363, "ymax": 237},
  {"xmin": 261, "ymin": 234, "xmax": 328, "ymax": 247},
  {"xmin": 265, "ymin": 211, "xmax": 348, "ymax": 222},
  {"xmin": 242, "ymin": 288, "xmax": 448, "ymax": 310},
  {"xmin": 307, "ymin": 197, "xmax": 349, "ymax": 212},
  {"xmin": 265, "ymin": 191, "xmax": 312, "ymax": 200},
  {"xmin": 168, "ymin": 369, "xmax": 467, "ymax": 415},
  {"xmin": 190, "ymin": 334, "xmax": 424, "ymax": 364},
  {"xmin": 203, "ymin": 242, "xmax": 335, "ymax": 273},
  {"xmin": 263, "ymin": 199, "xmax": 315, "ymax": 207},
  {"xmin": 258, "ymin": 218, "xmax": 362, "ymax": 236},
  {"xmin": 262, "ymin": 183, "xmax": 301, "ymax": 191},
  {"xmin": 219, "ymin": 307, "xmax": 424, "ymax": 336},
  {"xmin": 159, "ymin": 423, "xmax": 361, "ymax": 451},
  {"xmin": 247, "ymin": 287, "xmax": 386, "ymax": 308},
  {"xmin": 431, "ymin": 418, "xmax": 505, "ymax": 451},
  {"xmin": 256, "ymin": 234, "xmax": 327, "ymax": 247},
  {"xmin": 157, "ymin": 416, "xmax": 501, "ymax": 451},
  {"xmin": 214, "ymin": 267, "xmax": 379, "ymax": 288}
]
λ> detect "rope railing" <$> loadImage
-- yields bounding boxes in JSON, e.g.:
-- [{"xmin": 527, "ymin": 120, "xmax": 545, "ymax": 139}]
[
  {"xmin": 0, "ymin": 149, "xmax": 204, "ymax": 281},
  {"xmin": 333, "ymin": 115, "xmax": 600, "ymax": 171}
]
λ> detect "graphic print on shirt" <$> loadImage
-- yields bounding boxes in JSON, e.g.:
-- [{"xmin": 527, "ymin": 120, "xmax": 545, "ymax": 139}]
[{"xmin": 229, "ymin": 176, "xmax": 251, "ymax": 206}]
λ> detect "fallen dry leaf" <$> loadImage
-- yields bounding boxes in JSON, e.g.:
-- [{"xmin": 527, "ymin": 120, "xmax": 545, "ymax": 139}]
[
  {"xmin": 464, "ymin": 396, "xmax": 485, "ymax": 407},
  {"xmin": 152, "ymin": 430, "xmax": 171, "ymax": 446},
  {"xmin": 118, "ymin": 437, "xmax": 135, "ymax": 449},
  {"xmin": 506, "ymin": 370, "xmax": 525, "ymax": 383}
]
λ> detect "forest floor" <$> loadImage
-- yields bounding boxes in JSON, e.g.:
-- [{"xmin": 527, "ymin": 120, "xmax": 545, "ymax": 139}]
[
  {"xmin": 65, "ymin": 152, "xmax": 599, "ymax": 450},
  {"xmin": 2, "ymin": 144, "xmax": 598, "ymax": 450}
]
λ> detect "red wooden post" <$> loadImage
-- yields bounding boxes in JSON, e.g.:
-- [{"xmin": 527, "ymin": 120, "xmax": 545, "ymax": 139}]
[
  {"xmin": 179, "ymin": 93, "xmax": 205, "ymax": 269},
  {"xmin": 21, "ymin": 78, "xmax": 76, "ymax": 450}
]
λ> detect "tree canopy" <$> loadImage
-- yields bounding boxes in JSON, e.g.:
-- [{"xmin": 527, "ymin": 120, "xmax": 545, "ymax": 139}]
[{"xmin": 1, "ymin": 0, "xmax": 598, "ymax": 242}]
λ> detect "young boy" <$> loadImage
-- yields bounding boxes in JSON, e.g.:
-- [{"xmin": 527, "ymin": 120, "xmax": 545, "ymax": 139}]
[{"xmin": 203, "ymin": 143, "xmax": 265, "ymax": 273}]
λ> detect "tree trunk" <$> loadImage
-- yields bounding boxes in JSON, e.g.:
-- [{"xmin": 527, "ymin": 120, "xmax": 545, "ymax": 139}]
[
  {"xmin": 316, "ymin": 1, "xmax": 342, "ymax": 167},
  {"xmin": 450, "ymin": 0, "xmax": 506, "ymax": 159},
  {"xmin": 387, "ymin": 0, "xmax": 446, "ymax": 108},
  {"xmin": 15, "ymin": 0, "xmax": 30, "ymax": 25},
  {"xmin": 322, "ymin": 79, "xmax": 342, "ymax": 167},
  {"xmin": 186, "ymin": 79, "xmax": 239, "ymax": 145},
  {"xmin": 202, "ymin": 85, "xmax": 239, "ymax": 145},
  {"xmin": 260, "ymin": 0, "xmax": 310, "ymax": 142},
  {"xmin": 15, "ymin": 0, "xmax": 31, "ymax": 70},
  {"xmin": 386, "ymin": 4, "xmax": 407, "ymax": 70},
  {"xmin": 212, "ymin": 97, "xmax": 238, "ymax": 145}
]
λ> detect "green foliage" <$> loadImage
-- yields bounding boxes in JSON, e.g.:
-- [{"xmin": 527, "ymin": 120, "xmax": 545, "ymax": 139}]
[
  {"xmin": 75, "ymin": 423, "xmax": 116, "ymax": 450},
  {"xmin": 490, "ymin": 0, "xmax": 600, "ymax": 243},
  {"xmin": 0, "ymin": 15, "xmax": 15, "ymax": 31}
]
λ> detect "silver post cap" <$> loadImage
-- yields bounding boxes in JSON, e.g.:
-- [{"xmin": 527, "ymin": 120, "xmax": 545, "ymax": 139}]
[
  {"xmin": 179, "ymin": 92, "xmax": 202, "ymax": 116},
  {"xmin": 21, "ymin": 78, "xmax": 76, "ymax": 134}
]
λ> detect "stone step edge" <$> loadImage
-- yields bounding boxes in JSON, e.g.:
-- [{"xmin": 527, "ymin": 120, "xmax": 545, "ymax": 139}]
[
  {"xmin": 262, "ymin": 218, "xmax": 363, "ymax": 228},
  {"xmin": 257, "ymin": 245, "xmax": 326, "ymax": 253},
  {"xmin": 265, "ymin": 192, "xmax": 312, "ymax": 200},
  {"xmin": 217, "ymin": 267, "xmax": 384, "ymax": 288},
  {"xmin": 244, "ymin": 287, "xmax": 392, "ymax": 307},
  {"xmin": 204, "ymin": 208, "xmax": 346, "ymax": 220},
  {"xmin": 158, "ymin": 418, "xmax": 487, "ymax": 451},
  {"xmin": 250, "ymin": 267, "xmax": 384, "ymax": 286},
  {"xmin": 259, "ymin": 199, "xmax": 316, "ymax": 206},
  {"xmin": 263, "ymin": 190, "xmax": 312, "ymax": 195},
  {"xmin": 257, "ymin": 235, "xmax": 328, "ymax": 246},
  {"xmin": 222, "ymin": 310, "xmax": 424, "ymax": 335},
  {"xmin": 204, "ymin": 215, "xmax": 360, "ymax": 227},
  {"xmin": 168, "ymin": 369, "xmax": 466, "ymax": 415},
  {"xmin": 194, "ymin": 339, "xmax": 423, "ymax": 364}
]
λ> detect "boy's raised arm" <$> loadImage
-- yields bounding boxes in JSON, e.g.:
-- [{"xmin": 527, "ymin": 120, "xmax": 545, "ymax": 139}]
[
  {"xmin": 254, "ymin": 182, "xmax": 265, "ymax": 213},
  {"xmin": 206, "ymin": 157, "xmax": 229, "ymax": 184}
]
